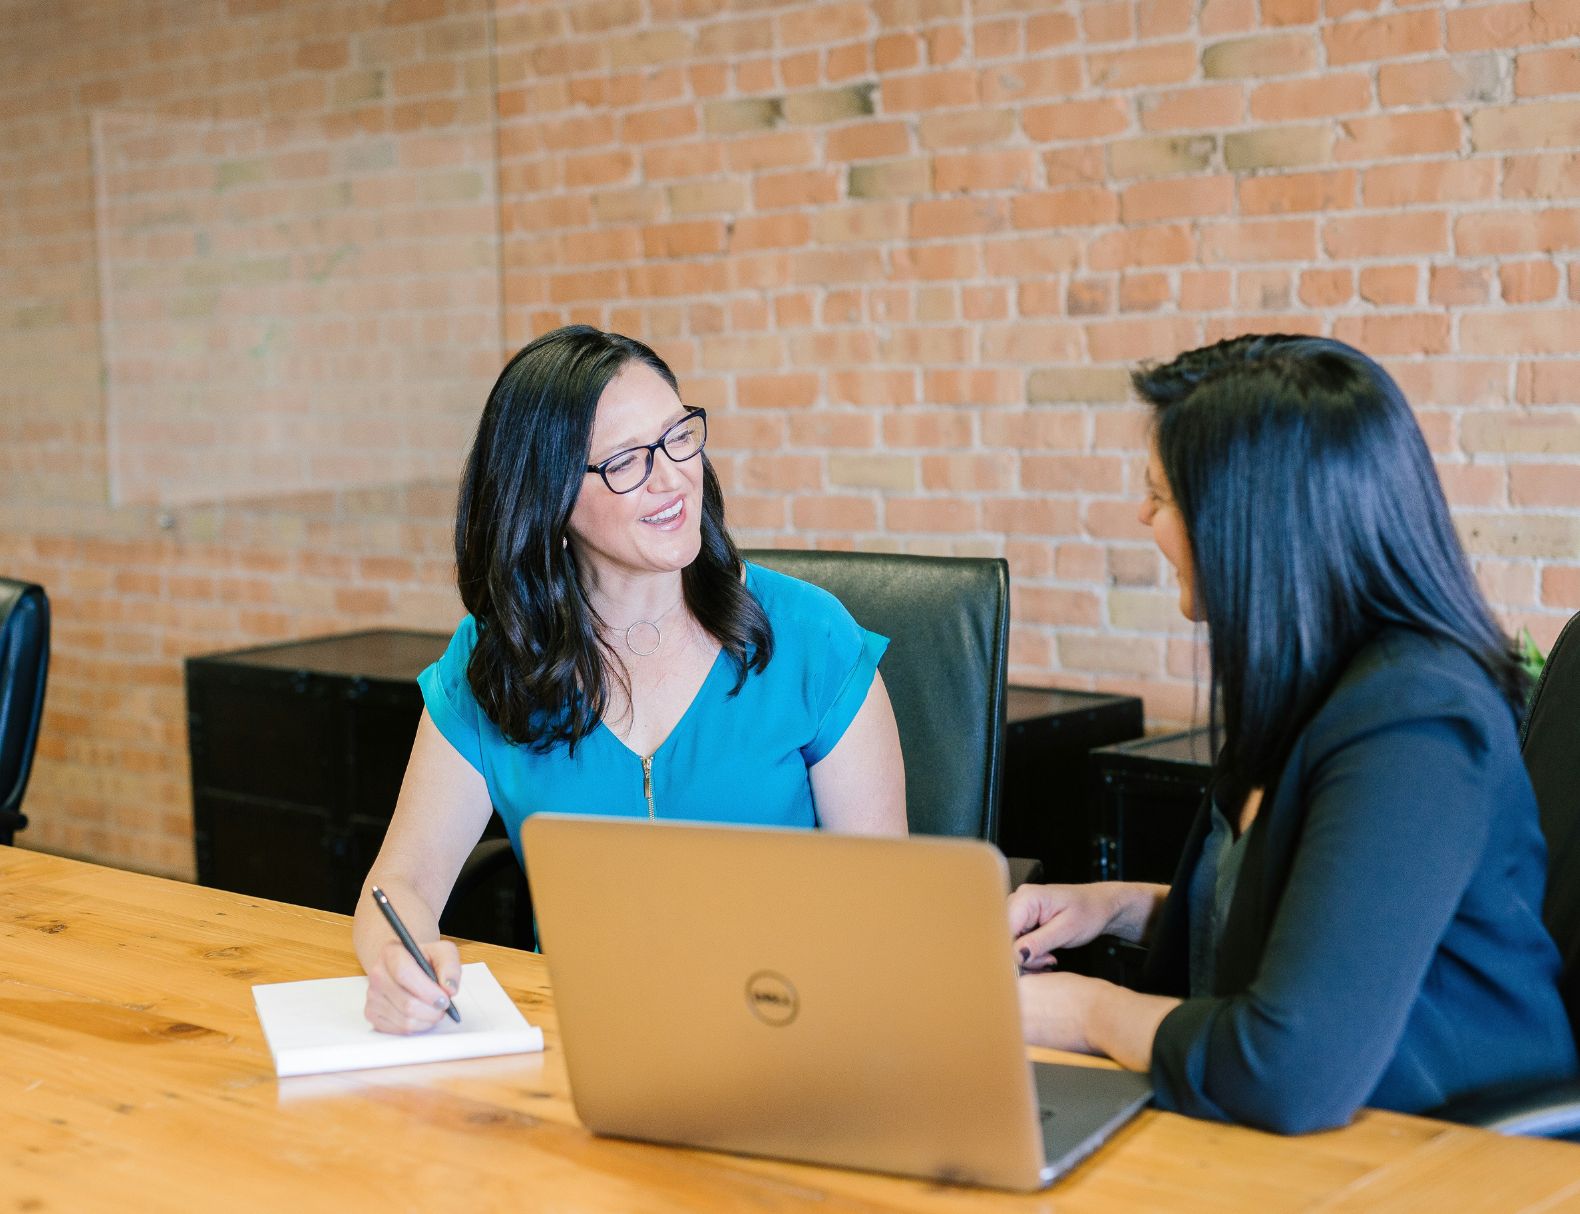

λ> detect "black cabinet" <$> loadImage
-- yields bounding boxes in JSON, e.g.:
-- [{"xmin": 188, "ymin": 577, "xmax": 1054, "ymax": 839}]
[
  {"xmin": 188, "ymin": 630, "xmax": 452, "ymax": 913},
  {"xmin": 997, "ymin": 687, "xmax": 1144, "ymax": 884},
  {"xmin": 1085, "ymin": 726, "xmax": 1214, "ymax": 986}
]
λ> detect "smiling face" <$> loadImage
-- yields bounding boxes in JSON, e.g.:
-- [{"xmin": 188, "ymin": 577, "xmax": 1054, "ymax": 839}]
[
  {"xmin": 1138, "ymin": 436, "xmax": 1200, "ymax": 623},
  {"xmin": 565, "ymin": 361, "xmax": 704, "ymax": 587}
]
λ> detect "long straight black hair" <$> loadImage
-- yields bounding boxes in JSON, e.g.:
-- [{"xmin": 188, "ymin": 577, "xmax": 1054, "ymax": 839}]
[
  {"xmin": 1133, "ymin": 334, "xmax": 1525, "ymax": 803},
  {"xmin": 455, "ymin": 325, "xmax": 772, "ymax": 752}
]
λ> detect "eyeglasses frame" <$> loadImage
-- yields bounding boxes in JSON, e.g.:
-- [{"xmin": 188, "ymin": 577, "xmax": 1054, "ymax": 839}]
[{"xmin": 584, "ymin": 407, "xmax": 709, "ymax": 495}]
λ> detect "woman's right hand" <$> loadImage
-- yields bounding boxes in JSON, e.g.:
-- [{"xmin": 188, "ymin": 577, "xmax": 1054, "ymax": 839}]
[
  {"xmin": 1007, "ymin": 883, "xmax": 1124, "ymax": 972},
  {"xmin": 363, "ymin": 937, "xmax": 463, "ymax": 1035}
]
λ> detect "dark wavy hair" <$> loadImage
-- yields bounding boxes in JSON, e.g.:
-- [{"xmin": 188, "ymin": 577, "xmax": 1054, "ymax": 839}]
[
  {"xmin": 1133, "ymin": 334, "xmax": 1525, "ymax": 803},
  {"xmin": 455, "ymin": 325, "xmax": 772, "ymax": 752}
]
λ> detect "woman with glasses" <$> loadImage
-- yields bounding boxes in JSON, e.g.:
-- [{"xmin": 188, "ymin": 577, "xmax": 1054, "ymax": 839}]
[
  {"xmin": 1009, "ymin": 335, "xmax": 1576, "ymax": 1132},
  {"xmin": 355, "ymin": 325, "xmax": 905, "ymax": 1033}
]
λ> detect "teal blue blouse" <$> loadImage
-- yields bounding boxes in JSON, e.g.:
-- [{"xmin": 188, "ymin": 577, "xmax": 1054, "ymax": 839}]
[{"xmin": 418, "ymin": 563, "xmax": 888, "ymax": 862}]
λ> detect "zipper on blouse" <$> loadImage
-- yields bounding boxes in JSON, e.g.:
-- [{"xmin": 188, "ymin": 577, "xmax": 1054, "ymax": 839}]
[{"xmin": 642, "ymin": 753, "xmax": 656, "ymax": 819}]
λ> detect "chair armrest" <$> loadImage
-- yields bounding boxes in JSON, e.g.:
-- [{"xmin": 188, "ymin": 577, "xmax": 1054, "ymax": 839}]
[
  {"xmin": 1430, "ymin": 1077, "xmax": 1580, "ymax": 1140},
  {"xmin": 1006, "ymin": 855, "xmax": 1044, "ymax": 891}
]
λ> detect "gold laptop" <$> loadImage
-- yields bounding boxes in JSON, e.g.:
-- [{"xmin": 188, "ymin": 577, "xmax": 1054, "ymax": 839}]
[{"xmin": 522, "ymin": 815, "xmax": 1152, "ymax": 1192}]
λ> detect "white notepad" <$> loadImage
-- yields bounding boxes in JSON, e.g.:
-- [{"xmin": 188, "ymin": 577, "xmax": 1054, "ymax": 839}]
[{"xmin": 252, "ymin": 961, "xmax": 544, "ymax": 1078}]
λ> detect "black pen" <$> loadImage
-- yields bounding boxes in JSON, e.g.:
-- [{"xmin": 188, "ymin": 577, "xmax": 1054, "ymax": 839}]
[{"xmin": 370, "ymin": 885, "xmax": 461, "ymax": 1023}]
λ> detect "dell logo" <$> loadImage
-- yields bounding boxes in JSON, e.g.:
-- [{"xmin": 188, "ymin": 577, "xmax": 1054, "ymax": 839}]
[{"xmin": 744, "ymin": 970, "xmax": 799, "ymax": 1026}]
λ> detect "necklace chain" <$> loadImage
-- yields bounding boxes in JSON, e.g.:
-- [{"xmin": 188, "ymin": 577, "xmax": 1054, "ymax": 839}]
[{"xmin": 609, "ymin": 596, "xmax": 683, "ymax": 657}]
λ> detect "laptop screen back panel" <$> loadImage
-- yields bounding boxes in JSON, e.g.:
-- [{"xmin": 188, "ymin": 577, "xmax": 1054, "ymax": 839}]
[{"xmin": 523, "ymin": 817, "xmax": 1050, "ymax": 1191}]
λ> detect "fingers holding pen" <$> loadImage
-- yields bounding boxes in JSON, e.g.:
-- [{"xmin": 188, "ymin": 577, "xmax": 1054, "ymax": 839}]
[{"xmin": 366, "ymin": 939, "xmax": 462, "ymax": 1034}]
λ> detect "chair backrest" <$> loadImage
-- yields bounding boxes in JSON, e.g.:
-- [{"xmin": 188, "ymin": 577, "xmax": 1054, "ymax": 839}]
[
  {"xmin": 0, "ymin": 578, "xmax": 50, "ymax": 844},
  {"xmin": 743, "ymin": 549, "xmax": 1009, "ymax": 842},
  {"xmin": 1521, "ymin": 609, "xmax": 1580, "ymax": 1041}
]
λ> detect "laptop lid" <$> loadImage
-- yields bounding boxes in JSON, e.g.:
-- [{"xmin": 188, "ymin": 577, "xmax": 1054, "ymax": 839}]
[{"xmin": 522, "ymin": 815, "xmax": 1140, "ymax": 1191}]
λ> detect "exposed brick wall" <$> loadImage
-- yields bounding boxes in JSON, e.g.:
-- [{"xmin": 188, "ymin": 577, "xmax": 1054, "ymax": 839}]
[{"xmin": 3, "ymin": 0, "xmax": 1579, "ymax": 876}]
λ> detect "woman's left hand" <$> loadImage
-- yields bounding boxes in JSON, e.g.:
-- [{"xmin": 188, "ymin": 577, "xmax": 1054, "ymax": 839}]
[{"xmin": 1017, "ymin": 971, "xmax": 1103, "ymax": 1054}]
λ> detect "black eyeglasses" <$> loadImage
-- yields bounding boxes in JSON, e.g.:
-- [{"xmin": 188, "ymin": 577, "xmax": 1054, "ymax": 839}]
[{"xmin": 585, "ymin": 409, "xmax": 708, "ymax": 495}]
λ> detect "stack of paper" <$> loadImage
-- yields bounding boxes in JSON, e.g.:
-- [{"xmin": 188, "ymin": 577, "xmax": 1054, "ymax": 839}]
[{"xmin": 253, "ymin": 961, "xmax": 544, "ymax": 1078}]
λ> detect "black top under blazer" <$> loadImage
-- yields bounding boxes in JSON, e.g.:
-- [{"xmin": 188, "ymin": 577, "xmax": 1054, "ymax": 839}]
[{"xmin": 1142, "ymin": 629, "xmax": 1578, "ymax": 1134}]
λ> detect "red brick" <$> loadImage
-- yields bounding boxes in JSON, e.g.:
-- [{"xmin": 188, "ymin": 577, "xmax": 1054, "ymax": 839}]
[
  {"xmin": 1448, "ymin": 2, "xmax": 1580, "ymax": 53},
  {"xmin": 1121, "ymin": 175, "xmax": 1234, "ymax": 223},
  {"xmin": 919, "ymin": 109, "xmax": 1015, "ymax": 148},
  {"xmin": 1471, "ymin": 101, "xmax": 1580, "ymax": 153},
  {"xmin": 980, "ymin": 56, "xmax": 1083, "ymax": 103},
  {"xmin": 1501, "ymin": 260, "xmax": 1561, "ymax": 303},
  {"xmin": 825, "ymin": 121, "xmax": 911, "ymax": 161},
  {"xmin": 1542, "ymin": 567, "xmax": 1580, "ymax": 609},
  {"xmin": 1022, "ymin": 98, "xmax": 1130, "ymax": 142},
  {"xmin": 1075, "ymin": 1, "xmax": 1129, "ymax": 41},
  {"xmin": 727, "ymin": 131, "xmax": 818, "ymax": 171},
  {"xmin": 1462, "ymin": 311, "xmax": 1580, "ymax": 355},
  {"xmin": 1325, "ymin": 10, "xmax": 1440, "ymax": 63},
  {"xmin": 1262, "ymin": 0, "xmax": 1318, "ymax": 23},
  {"xmin": 1511, "ymin": 464, "xmax": 1580, "ymax": 508},
  {"xmin": 974, "ymin": 18, "xmax": 1021, "ymax": 60},
  {"xmin": 778, "ymin": 1, "xmax": 872, "ymax": 46},
  {"xmin": 812, "ymin": 201, "xmax": 907, "ymax": 244},
  {"xmin": 1358, "ymin": 265, "xmax": 1418, "ymax": 306},
  {"xmin": 880, "ymin": 69, "xmax": 978, "ymax": 111},
  {"xmin": 1455, "ymin": 208, "xmax": 1580, "ymax": 256},
  {"xmin": 1380, "ymin": 55, "xmax": 1502, "ymax": 107},
  {"xmin": 1201, "ymin": 217, "xmax": 1317, "ymax": 263},
  {"xmin": 793, "ymin": 495, "xmax": 878, "ymax": 531},
  {"xmin": 924, "ymin": 369, "xmax": 1025, "ymax": 405},
  {"xmin": 1088, "ymin": 41, "xmax": 1196, "ymax": 88},
  {"xmin": 1334, "ymin": 111, "xmax": 1462, "ymax": 162},
  {"xmin": 1362, "ymin": 159, "xmax": 1497, "ymax": 207},
  {"xmin": 1137, "ymin": 83, "xmax": 1244, "ymax": 131},
  {"xmin": 983, "ymin": 496, "xmax": 1082, "ymax": 536},
  {"xmin": 1201, "ymin": 0, "xmax": 1257, "ymax": 35},
  {"xmin": 730, "ymin": 213, "xmax": 812, "ymax": 251},
  {"xmin": 1085, "ymin": 316, "xmax": 1200, "ymax": 361},
  {"xmin": 887, "ymin": 497, "xmax": 984, "ymax": 534},
  {"xmin": 1516, "ymin": 47, "xmax": 1580, "ymax": 97},
  {"xmin": 1249, "ymin": 73, "xmax": 1371, "ymax": 122},
  {"xmin": 1324, "ymin": 211, "xmax": 1450, "ymax": 258},
  {"xmin": 1012, "ymin": 186, "xmax": 1119, "ymax": 229},
  {"xmin": 1331, "ymin": 313, "xmax": 1451, "ymax": 357},
  {"xmin": 1430, "ymin": 265, "xmax": 1492, "ymax": 307},
  {"xmin": 933, "ymin": 150, "xmax": 1037, "ymax": 192},
  {"xmin": 643, "ymin": 219, "xmax": 725, "ymax": 258},
  {"xmin": 1299, "ymin": 267, "xmax": 1354, "ymax": 307},
  {"xmin": 1239, "ymin": 169, "xmax": 1356, "ymax": 215},
  {"xmin": 828, "ymin": 370, "xmax": 918, "ymax": 405},
  {"xmin": 1067, "ymin": 279, "xmax": 1116, "ymax": 315},
  {"xmin": 1027, "ymin": 11, "xmax": 1079, "ymax": 52},
  {"xmin": 980, "ymin": 322, "xmax": 1082, "ymax": 362},
  {"xmin": 1504, "ymin": 152, "xmax": 1580, "ymax": 200},
  {"xmin": 1088, "ymin": 224, "xmax": 1196, "ymax": 270},
  {"xmin": 883, "ymin": 411, "xmax": 974, "ymax": 447},
  {"xmin": 922, "ymin": 453, "xmax": 1017, "ymax": 491},
  {"xmin": 912, "ymin": 197, "xmax": 1010, "ymax": 238},
  {"xmin": 753, "ymin": 169, "xmax": 840, "ymax": 209},
  {"xmin": 1180, "ymin": 269, "xmax": 1233, "ymax": 310}
]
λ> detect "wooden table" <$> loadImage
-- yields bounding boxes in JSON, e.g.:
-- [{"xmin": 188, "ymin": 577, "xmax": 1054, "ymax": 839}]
[{"xmin": 3, "ymin": 848, "xmax": 1578, "ymax": 1213}]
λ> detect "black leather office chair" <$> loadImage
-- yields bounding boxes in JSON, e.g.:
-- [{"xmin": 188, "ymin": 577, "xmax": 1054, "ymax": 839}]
[
  {"xmin": 1433, "ymin": 609, "xmax": 1580, "ymax": 1140},
  {"xmin": 0, "ymin": 578, "xmax": 50, "ymax": 847},
  {"xmin": 445, "ymin": 549, "xmax": 1029, "ymax": 947},
  {"xmin": 743, "ymin": 548, "xmax": 1012, "ymax": 845}
]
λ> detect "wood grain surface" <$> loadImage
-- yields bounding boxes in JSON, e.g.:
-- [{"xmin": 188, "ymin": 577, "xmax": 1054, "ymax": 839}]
[{"xmin": 3, "ymin": 847, "xmax": 1577, "ymax": 1213}]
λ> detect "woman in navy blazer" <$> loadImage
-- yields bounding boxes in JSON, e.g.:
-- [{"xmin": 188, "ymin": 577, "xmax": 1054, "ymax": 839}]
[{"xmin": 1012, "ymin": 335, "xmax": 1577, "ymax": 1133}]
